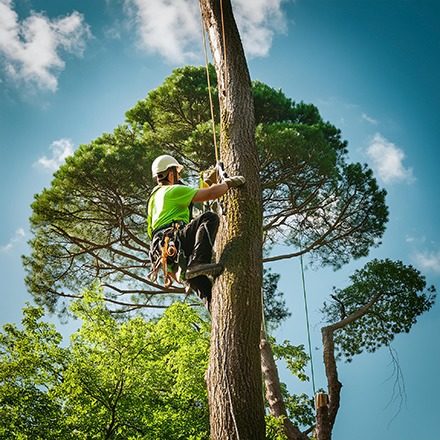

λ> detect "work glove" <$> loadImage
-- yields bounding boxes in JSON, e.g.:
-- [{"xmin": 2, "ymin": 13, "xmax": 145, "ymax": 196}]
[{"xmin": 224, "ymin": 175, "xmax": 246, "ymax": 188}]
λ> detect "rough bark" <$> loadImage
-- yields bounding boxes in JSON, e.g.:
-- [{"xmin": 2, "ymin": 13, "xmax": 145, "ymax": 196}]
[
  {"xmin": 315, "ymin": 401, "xmax": 331, "ymax": 440},
  {"xmin": 260, "ymin": 327, "xmax": 308, "ymax": 440},
  {"xmin": 199, "ymin": 1, "xmax": 265, "ymax": 439},
  {"xmin": 319, "ymin": 328, "xmax": 340, "ymax": 440}
]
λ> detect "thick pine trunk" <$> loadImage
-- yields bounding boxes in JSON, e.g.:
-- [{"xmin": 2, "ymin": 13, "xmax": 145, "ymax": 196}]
[{"xmin": 199, "ymin": 1, "xmax": 265, "ymax": 439}]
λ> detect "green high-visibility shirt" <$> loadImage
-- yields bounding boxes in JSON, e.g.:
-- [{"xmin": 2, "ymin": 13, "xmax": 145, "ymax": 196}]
[{"xmin": 147, "ymin": 184, "xmax": 198, "ymax": 238}]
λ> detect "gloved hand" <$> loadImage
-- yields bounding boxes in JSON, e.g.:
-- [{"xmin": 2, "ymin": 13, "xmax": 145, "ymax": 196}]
[{"xmin": 224, "ymin": 175, "xmax": 246, "ymax": 188}]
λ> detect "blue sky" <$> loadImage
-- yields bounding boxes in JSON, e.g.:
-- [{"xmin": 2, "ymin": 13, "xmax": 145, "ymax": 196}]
[{"xmin": 1, "ymin": 0, "xmax": 439, "ymax": 438}]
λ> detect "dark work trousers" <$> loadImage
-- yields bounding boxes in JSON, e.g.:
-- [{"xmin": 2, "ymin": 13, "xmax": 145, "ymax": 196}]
[{"xmin": 177, "ymin": 211, "xmax": 220, "ymax": 300}]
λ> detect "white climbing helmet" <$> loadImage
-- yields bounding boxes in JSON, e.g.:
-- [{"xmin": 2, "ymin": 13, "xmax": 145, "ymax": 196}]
[{"xmin": 151, "ymin": 154, "xmax": 183, "ymax": 177}]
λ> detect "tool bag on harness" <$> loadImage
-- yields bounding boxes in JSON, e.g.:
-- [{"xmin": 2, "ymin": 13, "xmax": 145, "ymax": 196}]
[{"xmin": 149, "ymin": 222, "xmax": 187, "ymax": 288}]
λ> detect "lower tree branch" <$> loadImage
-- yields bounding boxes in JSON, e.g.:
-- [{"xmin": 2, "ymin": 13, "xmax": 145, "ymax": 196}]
[
  {"xmin": 260, "ymin": 326, "xmax": 308, "ymax": 440},
  {"xmin": 318, "ymin": 291, "xmax": 384, "ymax": 438}
]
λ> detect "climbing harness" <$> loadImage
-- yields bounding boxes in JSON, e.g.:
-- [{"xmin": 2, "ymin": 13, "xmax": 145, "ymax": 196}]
[{"xmin": 148, "ymin": 222, "xmax": 187, "ymax": 288}]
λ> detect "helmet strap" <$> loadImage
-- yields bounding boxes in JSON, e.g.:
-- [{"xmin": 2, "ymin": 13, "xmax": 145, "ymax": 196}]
[{"xmin": 157, "ymin": 167, "xmax": 178, "ymax": 185}]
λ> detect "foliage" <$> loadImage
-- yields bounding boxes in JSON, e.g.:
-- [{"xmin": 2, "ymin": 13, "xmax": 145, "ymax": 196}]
[
  {"xmin": 282, "ymin": 391, "xmax": 315, "ymax": 429},
  {"xmin": 265, "ymin": 415, "xmax": 288, "ymax": 440},
  {"xmin": 322, "ymin": 259, "xmax": 436, "ymax": 361},
  {"xmin": 272, "ymin": 339, "xmax": 310, "ymax": 383},
  {"xmin": 23, "ymin": 125, "xmax": 157, "ymax": 312},
  {"xmin": 1, "ymin": 289, "xmax": 320, "ymax": 438},
  {"xmin": 271, "ymin": 339, "xmax": 315, "ymax": 428},
  {"xmin": 0, "ymin": 290, "xmax": 211, "ymax": 439},
  {"xmin": 24, "ymin": 65, "xmax": 388, "ymax": 313},
  {"xmin": 0, "ymin": 306, "xmax": 69, "ymax": 439},
  {"xmin": 263, "ymin": 268, "xmax": 291, "ymax": 330},
  {"xmin": 63, "ymin": 287, "xmax": 210, "ymax": 439},
  {"xmin": 258, "ymin": 122, "xmax": 387, "ymax": 268}
]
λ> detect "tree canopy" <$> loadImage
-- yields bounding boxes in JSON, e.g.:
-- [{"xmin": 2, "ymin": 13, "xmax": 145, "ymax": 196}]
[
  {"xmin": 322, "ymin": 259, "xmax": 436, "ymax": 361},
  {"xmin": 24, "ymin": 65, "xmax": 388, "ymax": 313},
  {"xmin": 1, "ymin": 289, "xmax": 210, "ymax": 439}
]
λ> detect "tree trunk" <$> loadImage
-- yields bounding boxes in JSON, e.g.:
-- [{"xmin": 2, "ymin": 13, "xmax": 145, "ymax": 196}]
[
  {"xmin": 318, "ymin": 327, "xmax": 342, "ymax": 440},
  {"xmin": 199, "ymin": 1, "xmax": 265, "ymax": 439},
  {"xmin": 260, "ymin": 326, "xmax": 308, "ymax": 440},
  {"xmin": 318, "ymin": 294, "xmax": 381, "ymax": 439},
  {"xmin": 315, "ymin": 403, "xmax": 331, "ymax": 440}
]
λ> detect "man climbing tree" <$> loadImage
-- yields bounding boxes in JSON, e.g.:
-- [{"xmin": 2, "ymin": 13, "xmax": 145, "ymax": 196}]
[{"xmin": 147, "ymin": 153, "xmax": 245, "ymax": 306}]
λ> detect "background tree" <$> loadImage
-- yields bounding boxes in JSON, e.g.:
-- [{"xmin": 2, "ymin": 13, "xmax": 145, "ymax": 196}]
[
  {"xmin": 24, "ymin": 66, "xmax": 387, "ymax": 313},
  {"xmin": 0, "ymin": 306, "xmax": 68, "ymax": 439},
  {"xmin": 0, "ymin": 288, "xmax": 310, "ymax": 439},
  {"xmin": 254, "ymin": 259, "xmax": 436, "ymax": 440},
  {"xmin": 0, "ymin": 289, "xmax": 212, "ymax": 440},
  {"xmin": 316, "ymin": 259, "xmax": 434, "ymax": 440},
  {"xmin": 61, "ymin": 288, "xmax": 210, "ymax": 439}
]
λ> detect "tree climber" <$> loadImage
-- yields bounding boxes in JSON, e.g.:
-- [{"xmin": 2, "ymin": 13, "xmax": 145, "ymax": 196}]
[{"xmin": 147, "ymin": 154, "xmax": 245, "ymax": 303}]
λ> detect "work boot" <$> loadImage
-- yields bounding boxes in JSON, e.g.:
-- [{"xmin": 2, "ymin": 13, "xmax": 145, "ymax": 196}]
[{"xmin": 185, "ymin": 262, "xmax": 223, "ymax": 280}]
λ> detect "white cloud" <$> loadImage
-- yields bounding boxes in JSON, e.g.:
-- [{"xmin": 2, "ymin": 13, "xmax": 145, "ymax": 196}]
[
  {"xmin": 35, "ymin": 138, "xmax": 74, "ymax": 171},
  {"xmin": 414, "ymin": 250, "xmax": 440, "ymax": 274},
  {"xmin": 366, "ymin": 133, "xmax": 415, "ymax": 184},
  {"xmin": 361, "ymin": 113, "xmax": 378, "ymax": 125},
  {"xmin": 124, "ymin": 0, "xmax": 200, "ymax": 63},
  {"xmin": 233, "ymin": 0, "xmax": 289, "ymax": 57},
  {"xmin": 0, "ymin": 228, "xmax": 25, "ymax": 253},
  {"xmin": 123, "ymin": 0, "xmax": 291, "ymax": 63},
  {"xmin": 0, "ymin": 0, "xmax": 91, "ymax": 91}
]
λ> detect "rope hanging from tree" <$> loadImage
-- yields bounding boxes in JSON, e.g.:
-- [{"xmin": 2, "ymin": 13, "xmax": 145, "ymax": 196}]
[
  {"xmin": 200, "ymin": 14, "xmax": 219, "ymax": 163},
  {"xmin": 300, "ymin": 252, "xmax": 317, "ymax": 396},
  {"xmin": 199, "ymin": 0, "xmax": 230, "ymax": 174}
]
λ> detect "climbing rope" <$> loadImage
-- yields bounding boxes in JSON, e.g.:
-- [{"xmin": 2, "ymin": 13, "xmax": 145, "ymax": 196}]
[
  {"xmin": 199, "ymin": 0, "xmax": 230, "ymax": 166},
  {"xmin": 300, "ymin": 253, "xmax": 316, "ymax": 396},
  {"xmin": 200, "ymin": 14, "xmax": 219, "ymax": 163},
  {"xmin": 219, "ymin": 0, "xmax": 229, "ymax": 85}
]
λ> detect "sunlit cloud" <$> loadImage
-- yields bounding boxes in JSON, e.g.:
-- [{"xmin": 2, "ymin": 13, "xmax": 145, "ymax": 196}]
[
  {"xmin": 414, "ymin": 250, "xmax": 440, "ymax": 274},
  {"xmin": 123, "ymin": 0, "xmax": 200, "ymax": 63},
  {"xmin": 0, "ymin": 0, "xmax": 91, "ymax": 91},
  {"xmin": 34, "ymin": 138, "xmax": 74, "ymax": 171},
  {"xmin": 366, "ymin": 133, "xmax": 415, "ymax": 184},
  {"xmin": 0, "ymin": 228, "xmax": 25, "ymax": 253},
  {"xmin": 123, "ymin": 0, "xmax": 291, "ymax": 63}
]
